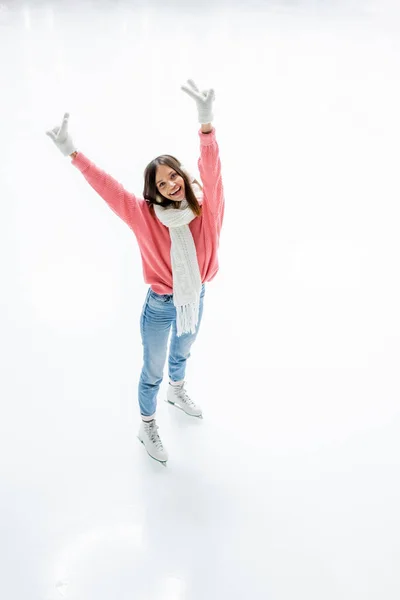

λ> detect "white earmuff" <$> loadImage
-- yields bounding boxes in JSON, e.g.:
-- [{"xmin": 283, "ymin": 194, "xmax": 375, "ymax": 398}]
[{"xmin": 180, "ymin": 165, "xmax": 195, "ymax": 183}]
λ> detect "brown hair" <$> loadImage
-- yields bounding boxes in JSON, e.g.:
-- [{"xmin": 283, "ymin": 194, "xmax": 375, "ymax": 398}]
[{"xmin": 143, "ymin": 155, "xmax": 202, "ymax": 218}]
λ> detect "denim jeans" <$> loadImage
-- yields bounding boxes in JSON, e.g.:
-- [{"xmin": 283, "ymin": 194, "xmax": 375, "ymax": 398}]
[{"xmin": 138, "ymin": 284, "xmax": 206, "ymax": 418}]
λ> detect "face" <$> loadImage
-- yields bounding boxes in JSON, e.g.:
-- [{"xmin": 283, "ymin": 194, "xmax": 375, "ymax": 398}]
[{"xmin": 155, "ymin": 164, "xmax": 185, "ymax": 202}]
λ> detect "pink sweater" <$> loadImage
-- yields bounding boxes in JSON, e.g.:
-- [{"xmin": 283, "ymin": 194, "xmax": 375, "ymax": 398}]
[{"xmin": 72, "ymin": 128, "xmax": 224, "ymax": 294}]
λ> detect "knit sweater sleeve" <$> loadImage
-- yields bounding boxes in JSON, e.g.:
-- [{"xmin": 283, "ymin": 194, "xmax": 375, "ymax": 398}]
[
  {"xmin": 71, "ymin": 153, "xmax": 137, "ymax": 227},
  {"xmin": 197, "ymin": 128, "xmax": 224, "ymax": 218}
]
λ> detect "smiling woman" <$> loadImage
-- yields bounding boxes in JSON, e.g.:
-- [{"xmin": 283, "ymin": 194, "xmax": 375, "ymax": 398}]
[
  {"xmin": 45, "ymin": 79, "xmax": 225, "ymax": 465},
  {"xmin": 157, "ymin": 166, "xmax": 183, "ymax": 199},
  {"xmin": 143, "ymin": 154, "xmax": 203, "ymax": 216}
]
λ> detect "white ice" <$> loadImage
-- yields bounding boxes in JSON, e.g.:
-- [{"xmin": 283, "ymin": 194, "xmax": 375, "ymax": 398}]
[{"xmin": 0, "ymin": 0, "xmax": 400, "ymax": 599}]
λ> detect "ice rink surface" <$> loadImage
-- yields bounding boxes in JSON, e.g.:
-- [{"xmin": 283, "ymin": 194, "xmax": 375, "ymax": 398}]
[{"xmin": 0, "ymin": 0, "xmax": 399, "ymax": 598}]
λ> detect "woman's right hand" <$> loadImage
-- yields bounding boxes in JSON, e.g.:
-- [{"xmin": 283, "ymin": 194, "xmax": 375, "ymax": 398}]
[{"xmin": 46, "ymin": 112, "xmax": 77, "ymax": 157}]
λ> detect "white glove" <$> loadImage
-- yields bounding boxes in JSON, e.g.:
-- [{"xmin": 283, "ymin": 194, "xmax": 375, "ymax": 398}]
[
  {"xmin": 46, "ymin": 112, "xmax": 77, "ymax": 157},
  {"xmin": 181, "ymin": 79, "xmax": 215, "ymax": 124}
]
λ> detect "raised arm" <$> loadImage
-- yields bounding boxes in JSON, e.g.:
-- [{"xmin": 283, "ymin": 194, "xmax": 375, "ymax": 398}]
[
  {"xmin": 181, "ymin": 80, "xmax": 224, "ymax": 217},
  {"xmin": 198, "ymin": 128, "xmax": 224, "ymax": 217},
  {"xmin": 46, "ymin": 113, "xmax": 137, "ymax": 228},
  {"xmin": 70, "ymin": 152, "xmax": 137, "ymax": 227}
]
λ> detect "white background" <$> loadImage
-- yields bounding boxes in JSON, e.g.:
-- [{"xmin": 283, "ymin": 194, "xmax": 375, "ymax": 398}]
[{"xmin": 0, "ymin": 0, "xmax": 399, "ymax": 598}]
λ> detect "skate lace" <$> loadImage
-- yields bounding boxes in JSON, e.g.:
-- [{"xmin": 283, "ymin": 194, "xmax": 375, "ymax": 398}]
[
  {"xmin": 145, "ymin": 422, "xmax": 164, "ymax": 450},
  {"xmin": 176, "ymin": 387, "xmax": 195, "ymax": 407}
]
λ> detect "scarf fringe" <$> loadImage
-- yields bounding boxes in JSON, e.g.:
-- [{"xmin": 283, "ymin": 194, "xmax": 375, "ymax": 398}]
[{"xmin": 176, "ymin": 301, "xmax": 200, "ymax": 337}]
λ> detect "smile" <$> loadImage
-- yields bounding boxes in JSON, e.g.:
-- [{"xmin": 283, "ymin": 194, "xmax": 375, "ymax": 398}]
[{"xmin": 170, "ymin": 187, "xmax": 181, "ymax": 197}]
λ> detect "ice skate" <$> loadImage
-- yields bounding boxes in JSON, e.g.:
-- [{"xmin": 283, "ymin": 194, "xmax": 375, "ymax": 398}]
[
  {"xmin": 166, "ymin": 381, "xmax": 203, "ymax": 418},
  {"xmin": 138, "ymin": 420, "xmax": 168, "ymax": 465}
]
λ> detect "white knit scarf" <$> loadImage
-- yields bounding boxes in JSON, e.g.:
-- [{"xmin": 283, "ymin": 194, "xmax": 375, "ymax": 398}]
[{"xmin": 154, "ymin": 183, "xmax": 203, "ymax": 337}]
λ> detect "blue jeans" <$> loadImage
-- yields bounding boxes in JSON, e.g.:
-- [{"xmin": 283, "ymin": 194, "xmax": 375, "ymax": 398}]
[{"xmin": 138, "ymin": 284, "xmax": 206, "ymax": 418}]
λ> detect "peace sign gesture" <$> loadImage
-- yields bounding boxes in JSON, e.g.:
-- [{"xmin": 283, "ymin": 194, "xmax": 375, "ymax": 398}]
[
  {"xmin": 181, "ymin": 79, "xmax": 215, "ymax": 125},
  {"xmin": 46, "ymin": 112, "xmax": 77, "ymax": 157}
]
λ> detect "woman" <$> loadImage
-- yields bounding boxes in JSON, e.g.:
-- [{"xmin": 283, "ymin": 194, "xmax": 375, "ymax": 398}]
[{"xmin": 46, "ymin": 80, "xmax": 225, "ymax": 465}]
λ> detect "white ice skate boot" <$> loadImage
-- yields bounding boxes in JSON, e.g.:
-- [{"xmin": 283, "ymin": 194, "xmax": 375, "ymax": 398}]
[
  {"xmin": 166, "ymin": 381, "xmax": 202, "ymax": 418},
  {"xmin": 138, "ymin": 420, "xmax": 168, "ymax": 465}
]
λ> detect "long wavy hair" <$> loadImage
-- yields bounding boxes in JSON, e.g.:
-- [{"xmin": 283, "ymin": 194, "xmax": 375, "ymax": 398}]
[{"xmin": 143, "ymin": 155, "xmax": 203, "ymax": 218}]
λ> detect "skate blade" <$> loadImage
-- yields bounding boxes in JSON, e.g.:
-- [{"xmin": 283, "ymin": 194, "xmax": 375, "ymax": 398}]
[
  {"xmin": 165, "ymin": 399, "xmax": 203, "ymax": 419},
  {"xmin": 137, "ymin": 436, "xmax": 168, "ymax": 466}
]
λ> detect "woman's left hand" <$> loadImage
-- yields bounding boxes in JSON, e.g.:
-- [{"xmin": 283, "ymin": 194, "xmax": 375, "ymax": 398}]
[{"xmin": 181, "ymin": 79, "xmax": 215, "ymax": 125}]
